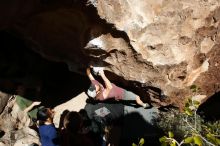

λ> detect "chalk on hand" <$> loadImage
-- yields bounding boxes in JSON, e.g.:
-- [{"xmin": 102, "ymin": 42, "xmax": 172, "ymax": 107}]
[{"xmin": 93, "ymin": 67, "xmax": 104, "ymax": 75}]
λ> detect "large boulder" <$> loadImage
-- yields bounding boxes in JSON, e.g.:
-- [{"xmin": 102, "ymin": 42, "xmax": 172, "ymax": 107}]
[
  {"xmin": 0, "ymin": 0, "xmax": 219, "ymax": 108},
  {"xmin": 0, "ymin": 95, "xmax": 40, "ymax": 146}
]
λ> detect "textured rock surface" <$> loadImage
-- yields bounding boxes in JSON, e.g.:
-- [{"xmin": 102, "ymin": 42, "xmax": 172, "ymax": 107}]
[
  {"xmin": 0, "ymin": 92, "xmax": 10, "ymax": 114},
  {"xmin": 89, "ymin": 0, "xmax": 220, "ymax": 107},
  {"xmin": 0, "ymin": 96, "xmax": 40, "ymax": 146},
  {"xmin": 0, "ymin": 0, "xmax": 219, "ymax": 108}
]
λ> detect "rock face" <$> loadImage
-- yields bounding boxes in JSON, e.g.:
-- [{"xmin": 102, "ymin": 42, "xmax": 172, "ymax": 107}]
[
  {"xmin": 0, "ymin": 0, "xmax": 220, "ymax": 108},
  {"xmin": 0, "ymin": 95, "xmax": 40, "ymax": 146},
  {"xmin": 0, "ymin": 92, "xmax": 10, "ymax": 114}
]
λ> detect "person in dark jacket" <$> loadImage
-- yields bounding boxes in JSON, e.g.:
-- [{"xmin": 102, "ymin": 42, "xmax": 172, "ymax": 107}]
[
  {"xmin": 37, "ymin": 107, "xmax": 59, "ymax": 146},
  {"xmin": 60, "ymin": 111, "xmax": 96, "ymax": 146}
]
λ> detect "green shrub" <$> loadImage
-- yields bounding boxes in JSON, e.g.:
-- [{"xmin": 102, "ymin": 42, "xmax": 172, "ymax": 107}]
[{"xmin": 157, "ymin": 85, "xmax": 220, "ymax": 146}]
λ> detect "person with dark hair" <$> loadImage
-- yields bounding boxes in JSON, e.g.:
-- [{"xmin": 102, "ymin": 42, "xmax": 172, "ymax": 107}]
[
  {"xmin": 86, "ymin": 66, "xmax": 150, "ymax": 108},
  {"xmin": 79, "ymin": 109, "xmax": 106, "ymax": 145},
  {"xmin": 60, "ymin": 111, "xmax": 96, "ymax": 146},
  {"xmin": 63, "ymin": 111, "xmax": 82, "ymax": 133},
  {"xmin": 37, "ymin": 107, "xmax": 59, "ymax": 146}
]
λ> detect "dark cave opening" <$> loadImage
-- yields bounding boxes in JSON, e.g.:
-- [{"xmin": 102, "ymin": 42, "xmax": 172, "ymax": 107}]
[{"xmin": 0, "ymin": 30, "xmax": 91, "ymax": 108}]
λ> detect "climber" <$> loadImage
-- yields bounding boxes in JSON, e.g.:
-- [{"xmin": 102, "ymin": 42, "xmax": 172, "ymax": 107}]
[{"xmin": 86, "ymin": 66, "xmax": 150, "ymax": 108}]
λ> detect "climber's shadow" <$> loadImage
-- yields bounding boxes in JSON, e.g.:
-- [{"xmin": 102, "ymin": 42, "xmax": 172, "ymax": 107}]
[
  {"xmin": 198, "ymin": 91, "xmax": 220, "ymax": 121},
  {"xmin": 120, "ymin": 112, "xmax": 163, "ymax": 146}
]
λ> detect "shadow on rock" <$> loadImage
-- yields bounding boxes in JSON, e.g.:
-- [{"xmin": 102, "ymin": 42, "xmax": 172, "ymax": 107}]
[{"xmin": 120, "ymin": 112, "xmax": 163, "ymax": 146}]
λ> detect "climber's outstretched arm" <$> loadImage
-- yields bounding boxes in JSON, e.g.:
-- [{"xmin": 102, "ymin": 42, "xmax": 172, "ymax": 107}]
[
  {"xmin": 99, "ymin": 70, "xmax": 112, "ymax": 98},
  {"xmin": 86, "ymin": 67, "xmax": 95, "ymax": 81},
  {"xmin": 24, "ymin": 101, "xmax": 41, "ymax": 113}
]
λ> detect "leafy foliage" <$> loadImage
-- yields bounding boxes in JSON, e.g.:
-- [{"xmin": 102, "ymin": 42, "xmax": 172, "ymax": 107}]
[
  {"xmin": 132, "ymin": 138, "xmax": 145, "ymax": 146},
  {"xmin": 157, "ymin": 85, "xmax": 220, "ymax": 146}
]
